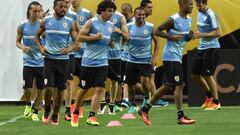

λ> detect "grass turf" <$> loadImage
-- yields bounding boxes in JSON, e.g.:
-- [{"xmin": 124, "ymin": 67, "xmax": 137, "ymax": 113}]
[{"xmin": 0, "ymin": 104, "xmax": 239, "ymax": 135}]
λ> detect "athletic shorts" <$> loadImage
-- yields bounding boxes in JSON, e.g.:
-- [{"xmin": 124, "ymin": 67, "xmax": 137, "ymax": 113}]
[
  {"xmin": 191, "ymin": 48, "xmax": 218, "ymax": 76},
  {"xmin": 44, "ymin": 58, "xmax": 68, "ymax": 90},
  {"xmin": 162, "ymin": 61, "xmax": 184, "ymax": 86},
  {"xmin": 108, "ymin": 59, "xmax": 121, "ymax": 82},
  {"xmin": 23, "ymin": 66, "xmax": 44, "ymax": 89},
  {"xmin": 67, "ymin": 54, "xmax": 75, "ymax": 80},
  {"xmin": 125, "ymin": 62, "xmax": 151, "ymax": 85},
  {"xmin": 79, "ymin": 66, "xmax": 108, "ymax": 90}
]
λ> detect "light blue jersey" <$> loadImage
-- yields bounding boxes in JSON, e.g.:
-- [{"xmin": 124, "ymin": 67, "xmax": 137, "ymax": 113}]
[
  {"xmin": 21, "ymin": 20, "xmax": 44, "ymax": 67},
  {"xmin": 66, "ymin": 9, "xmax": 78, "ymax": 55},
  {"xmin": 126, "ymin": 21, "xmax": 154, "ymax": 64},
  {"xmin": 162, "ymin": 13, "xmax": 192, "ymax": 63},
  {"xmin": 108, "ymin": 11, "xmax": 124, "ymax": 59},
  {"xmin": 44, "ymin": 15, "xmax": 74, "ymax": 60},
  {"xmin": 197, "ymin": 8, "xmax": 220, "ymax": 50},
  {"xmin": 74, "ymin": 8, "xmax": 91, "ymax": 58},
  {"xmin": 81, "ymin": 17, "xmax": 114, "ymax": 67},
  {"xmin": 121, "ymin": 17, "xmax": 135, "ymax": 61}
]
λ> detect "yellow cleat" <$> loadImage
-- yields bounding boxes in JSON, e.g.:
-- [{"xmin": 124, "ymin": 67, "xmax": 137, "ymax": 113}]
[
  {"xmin": 24, "ymin": 105, "xmax": 32, "ymax": 118},
  {"xmin": 201, "ymin": 97, "xmax": 213, "ymax": 109},
  {"xmin": 31, "ymin": 113, "xmax": 39, "ymax": 121},
  {"xmin": 204, "ymin": 102, "xmax": 221, "ymax": 110},
  {"xmin": 86, "ymin": 116, "xmax": 100, "ymax": 126}
]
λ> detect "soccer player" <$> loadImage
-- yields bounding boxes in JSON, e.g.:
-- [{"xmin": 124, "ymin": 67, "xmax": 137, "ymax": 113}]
[
  {"xmin": 118, "ymin": 2, "xmax": 135, "ymax": 108},
  {"xmin": 63, "ymin": 0, "xmax": 79, "ymax": 121},
  {"xmin": 71, "ymin": 0, "xmax": 93, "ymax": 118},
  {"xmin": 124, "ymin": 7, "xmax": 159, "ymax": 114},
  {"xmin": 71, "ymin": 0, "xmax": 116, "ymax": 127},
  {"xmin": 191, "ymin": 0, "xmax": 221, "ymax": 110},
  {"xmin": 140, "ymin": 0, "xmax": 169, "ymax": 107},
  {"xmin": 16, "ymin": 1, "xmax": 44, "ymax": 121},
  {"xmin": 98, "ymin": 0, "xmax": 128, "ymax": 115},
  {"xmin": 35, "ymin": 0, "xmax": 77, "ymax": 125},
  {"xmin": 138, "ymin": 0, "xmax": 196, "ymax": 125}
]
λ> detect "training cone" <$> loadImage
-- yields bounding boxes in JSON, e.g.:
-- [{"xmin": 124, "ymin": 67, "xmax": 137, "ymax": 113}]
[
  {"xmin": 121, "ymin": 113, "xmax": 136, "ymax": 119},
  {"xmin": 107, "ymin": 121, "xmax": 123, "ymax": 127}
]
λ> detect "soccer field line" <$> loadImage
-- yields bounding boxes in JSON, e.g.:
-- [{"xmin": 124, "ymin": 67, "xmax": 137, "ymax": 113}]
[{"xmin": 0, "ymin": 115, "xmax": 23, "ymax": 126}]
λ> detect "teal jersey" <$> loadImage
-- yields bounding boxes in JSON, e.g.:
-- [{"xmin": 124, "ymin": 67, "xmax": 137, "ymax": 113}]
[
  {"xmin": 126, "ymin": 21, "xmax": 154, "ymax": 64},
  {"xmin": 162, "ymin": 13, "xmax": 192, "ymax": 63},
  {"xmin": 197, "ymin": 8, "xmax": 220, "ymax": 50},
  {"xmin": 75, "ymin": 8, "xmax": 91, "ymax": 58},
  {"xmin": 21, "ymin": 19, "xmax": 44, "ymax": 67},
  {"xmin": 82, "ymin": 17, "xmax": 114, "ymax": 67},
  {"xmin": 44, "ymin": 15, "xmax": 74, "ymax": 59},
  {"xmin": 108, "ymin": 11, "xmax": 124, "ymax": 59}
]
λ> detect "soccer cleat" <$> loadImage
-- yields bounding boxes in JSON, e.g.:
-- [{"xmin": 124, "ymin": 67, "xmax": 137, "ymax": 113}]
[
  {"xmin": 114, "ymin": 105, "xmax": 123, "ymax": 112},
  {"xmin": 70, "ymin": 104, "xmax": 76, "ymax": 114},
  {"xmin": 86, "ymin": 116, "xmax": 100, "ymax": 126},
  {"xmin": 128, "ymin": 106, "xmax": 136, "ymax": 114},
  {"xmin": 98, "ymin": 104, "xmax": 107, "ymax": 115},
  {"xmin": 71, "ymin": 113, "xmax": 79, "ymax": 127},
  {"xmin": 153, "ymin": 99, "xmax": 169, "ymax": 107},
  {"xmin": 65, "ymin": 111, "xmax": 71, "ymax": 121},
  {"xmin": 138, "ymin": 109, "xmax": 151, "ymax": 126},
  {"xmin": 79, "ymin": 106, "xmax": 84, "ymax": 118},
  {"xmin": 141, "ymin": 98, "xmax": 149, "ymax": 108},
  {"xmin": 201, "ymin": 97, "xmax": 213, "ymax": 109},
  {"xmin": 177, "ymin": 116, "xmax": 196, "ymax": 124},
  {"xmin": 24, "ymin": 105, "xmax": 32, "ymax": 118},
  {"xmin": 121, "ymin": 100, "xmax": 131, "ymax": 108},
  {"xmin": 51, "ymin": 114, "xmax": 60, "ymax": 126},
  {"xmin": 31, "ymin": 113, "xmax": 39, "ymax": 121},
  {"xmin": 42, "ymin": 112, "xmax": 50, "ymax": 125},
  {"xmin": 204, "ymin": 102, "xmax": 221, "ymax": 110}
]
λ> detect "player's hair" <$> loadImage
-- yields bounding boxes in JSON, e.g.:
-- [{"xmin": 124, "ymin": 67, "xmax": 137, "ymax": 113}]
[
  {"xmin": 121, "ymin": 3, "xmax": 133, "ymax": 12},
  {"xmin": 195, "ymin": 0, "xmax": 208, "ymax": 4},
  {"xmin": 54, "ymin": 0, "xmax": 66, "ymax": 7},
  {"xmin": 96, "ymin": 0, "xmax": 116, "ymax": 15},
  {"xmin": 26, "ymin": 1, "xmax": 41, "ymax": 19},
  {"xmin": 140, "ymin": 0, "xmax": 152, "ymax": 8},
  {"xmin": 134, "ymin": 7, "xmax": 145, "ymax": 14}
]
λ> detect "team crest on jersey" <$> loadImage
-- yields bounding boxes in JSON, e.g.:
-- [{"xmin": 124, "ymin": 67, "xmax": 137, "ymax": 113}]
[
  {"xmin": 144, "ymin": 29, "xmax": 148, "ymax": 35},
  {"xmin": 79, "ymin": 16, "xmax": 84, "ymax": 21},
  {"xmin": 63, "ymin": 22, "xmax": 68, "ymax": 28},
  {"xmin": 174, "ymin": 76, "xmax": 180, "ymax": 82},
  {"xmin": 112, "ymin": 18, "xmax": 117, "ymax": 24},
  {"xmin": 81, "ymin": 80, "xmax": 86, "ymax": 87}
]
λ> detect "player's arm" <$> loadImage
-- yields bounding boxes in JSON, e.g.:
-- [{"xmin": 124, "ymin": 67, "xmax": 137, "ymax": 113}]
[
  {"xmin": 151, "ymin": 27, "xmax": 160, "ymax": 66},
  {"xmin": 62, "ymin": 23, "xmax": 78, "ymax": 54},
  {"xmin": 194, "ymin": 28, "xmax": 221, "ymax": 39},
  {"xmin": 154, "ymin": 17, "xmax": 183, "ymax": 42},
  {"xmin": 120, "ymin": 16, "xmax": 129, "ymax": 41},
  {"xmin": 16, "ymin": 25, "xmax": 30, "ymax": 53},
  {"xmin": 77, "ymin": 20, "xmax": 102, "ymax": 42},
  {"xmin": 35, "ymin": 20, "xmax": 47, "ymax": 55}
]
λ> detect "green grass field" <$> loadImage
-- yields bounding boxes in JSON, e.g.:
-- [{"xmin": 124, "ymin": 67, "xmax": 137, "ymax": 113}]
[{"xmin": 0, "ymin": 104, "xmax": 239, "ymax": 135}]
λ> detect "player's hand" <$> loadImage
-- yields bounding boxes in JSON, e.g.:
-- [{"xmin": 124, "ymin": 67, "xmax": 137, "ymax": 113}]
[
  {"xmin": 94, "ymin": 32, "xmax": 103, "ymax": 40},
  {"xmin": 40, "ymin": 47, "xmax": 48, "ymax": 56},
  {"xmin": 22, "ymin": 46, "xmax": 30, "ymax": 53},
  {"xmin": 61, "ymin": 48, "xmax": 70, "ymax": 55},
  {"xmin": 113, "ymin": 27, "xmax": 122, "ymax": 34},
  {"xmin": 193, "ymin": 31, "xmax": 202, "ymax": 39},
  {"xmin": 109, "ymin": 40, "xmax": 115, "ymax": 48}
]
